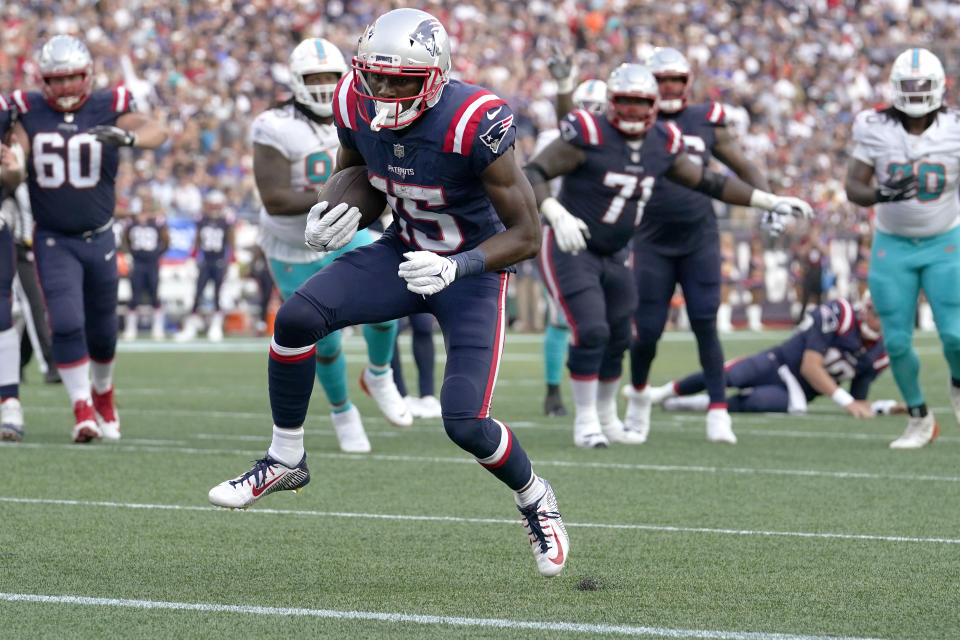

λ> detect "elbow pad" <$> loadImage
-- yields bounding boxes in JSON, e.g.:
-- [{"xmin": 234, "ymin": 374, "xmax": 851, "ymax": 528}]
[{"xmin": 694, "ymin": 169, "xmax": 728, "ymax": 199}]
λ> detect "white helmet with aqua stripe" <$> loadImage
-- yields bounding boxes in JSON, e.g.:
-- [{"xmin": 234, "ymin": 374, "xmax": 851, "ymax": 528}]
[
  {"xmin": 890, "ymin": 48, "xmax": 945, "ymax": 118},
  {"xmin": 288, "ymin": 38, "xmax": 348, "ymax": 118}
]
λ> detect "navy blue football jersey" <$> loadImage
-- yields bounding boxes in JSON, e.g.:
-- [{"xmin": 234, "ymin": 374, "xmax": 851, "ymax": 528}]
[
  {"xmin": 196, "ymin": 216, "xmax": 230, "ymax": 260},
  {"xmin": 333, "ymin": 73, "xmax": 515, "ymax": 254},
  {"xmin": 555, "ymin": 109, "xmax": 682, "ymax": 256},
  {"xmin": 11, "ymin": 87, "xmax": 133, "ymax": 235},
  {"xmin": 773, "ymin": 298, "xmax": 889, "ymax": 399},
  {"xmin": 635, "ymin": 102, "xmax": 727, "ymax": 254},
  {"xmin": 127, "ymin": 219, "xmax": 166, "ymax": 262}
]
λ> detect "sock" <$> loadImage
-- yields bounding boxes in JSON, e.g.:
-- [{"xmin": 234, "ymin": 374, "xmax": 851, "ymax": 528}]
[
  {"xmin": 908, "ymin": 404, "xmax": 928, "ymax": 418},
  {"xmin": 597, "ymin": 378, "xmax": 619, "ymax": 416},
  {"xmin": 363, "ymin": 321, "xmax": 397, "ymax": 368},
  {"xmin": 391, "ymin": 343, "xmax": 408, "ymax": 397},
  {"xmin": 514, "ymin": 474, "xmax": 545, "ymax": 507},
  {"xmin": 59, "ymin": 359, "xmax": 92, "ymax": 404},
  {"xmin": 267, "ymin": 425, "xmax": 305, "ymax": 467},
  {"xmin": 91, "ymin": 359, "xmax": 115, "ymax": 394},
  {"xmin": 268, "ymin": 339, "xmax": 317, "ymax": 428},
  {"xmin": 543, "ymin": 324, "xmax": 568, "ymax": 386},
  {"xmin": 0, "ymin": 327, "xmax": 20, "ymax": 390},
  {"xmin": 570, "ymin": 376, "xmax": 598, "ymax": 411}
]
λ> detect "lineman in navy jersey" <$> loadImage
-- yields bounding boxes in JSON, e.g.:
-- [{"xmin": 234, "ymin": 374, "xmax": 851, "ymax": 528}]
[
  {"xmin": 653, "ymin": 298, "xmax": 893, "ymax": 417},
  {"xmin": 626, "ymin": 47, "xmax": 775, "ymax": 447},
  {"xmin": 8, "ymin": 35, "xmax": 168, "ymax": 443},
  {"xmin": 1, "ymin": 95, "xmax": 27, "ymax": 440},
  {"xmin": 209, "ymin": 8, "xmax": 570, "ymax": 579},
  {"xmin": 525, "ymin": 62, "xmax": 812, "ymax": 449}
]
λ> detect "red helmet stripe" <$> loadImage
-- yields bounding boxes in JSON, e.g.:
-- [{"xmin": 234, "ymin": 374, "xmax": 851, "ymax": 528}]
[{"xmin": 837, "ymin": 298, "xmax": 854, "ymax": 335}]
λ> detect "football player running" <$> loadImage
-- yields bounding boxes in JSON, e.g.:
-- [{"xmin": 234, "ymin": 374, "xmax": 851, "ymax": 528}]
[
  {"xmin": 526, "ymin": 63, "xmax": 811, "ymax": 449},
  {"xmin": 209, "ymin": 9, "xmax": 569, "ymax": 578},
  {"xmin": 1, "ymin": 95, "xmax": 26, "ymax": 441},
  {"xmin": 653, "ymin": 296, "xmax": 901, "ymax": 419},
  {"xmin": 624, "ymin": 47, "xmax": 777, "ymax": 446},
  {"xmin": 845, "ymin": 48, "xmax": 960, "ymax": 449},
  {"xmin": 248, "ymin": 37, "xmax": 410, "ymax": 452},
  {"xmin": 8, "ymin": 36, "xmax": 168, "ymax": 442}
]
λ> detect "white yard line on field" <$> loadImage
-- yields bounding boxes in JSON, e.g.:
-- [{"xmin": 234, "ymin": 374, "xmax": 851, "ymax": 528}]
[
  {"xmin": 1, "ymin": 496, "xmax": 958, "ymax": 546},
  {"xmin": 4, "ymin": 440, "xmax": 960, "ymax": 484},
  {"xmin": 0, "ymin": 592, "xmax": 899, "ymax": 640}
]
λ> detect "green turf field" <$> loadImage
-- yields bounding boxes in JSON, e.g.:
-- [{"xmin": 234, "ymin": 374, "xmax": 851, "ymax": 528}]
[{"xmin": 2, "ymin": 330, "xmax": 958, "ymax": 639}]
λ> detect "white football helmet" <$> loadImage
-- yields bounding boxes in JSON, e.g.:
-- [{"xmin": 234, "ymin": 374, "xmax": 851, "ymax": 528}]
[
  {"xmin": 573, "ymin": 79, "xmax": 607, "ymax": 115},
  {"xmin": 352, "ymin": 8, "xmax": 452, "ymax": 130},
  {"xmin": 606, "ymin": 64, "xmax": 659, "ymax": 136},
  {"xmin": 37, "ymin": 35, "xmax": 93, "ymax": 111},
  {"xmin": 647, "ymin": 47, "xmax": 691, "ymax": 113},
  {"xmin": 890, "ymin": 48, "xmax": 945, "ymax": 118},
  {"xmin": 288, "ymin": 38, "xmax": 347, "ymax": 118}
]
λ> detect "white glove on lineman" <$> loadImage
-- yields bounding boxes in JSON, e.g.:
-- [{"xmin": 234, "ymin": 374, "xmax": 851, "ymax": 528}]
[
  {"xmin": 398, "ymin": 251, "xmax": 457, "ymax": 295},
  {"xmin": 304, "ymin": 201, "xmax": 361, "ymax": 252},
  {"xmin": 749, "ymin": 191, "xmax": 814, "ymax": 219},
  {"xmin": 541, "ymin": 197, "xmax": 589, "ymax": 255}
]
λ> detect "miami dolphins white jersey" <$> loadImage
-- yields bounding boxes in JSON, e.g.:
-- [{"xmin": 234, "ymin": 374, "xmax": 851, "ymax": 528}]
[
  {"xmin": 251, "ymin": 104, "xmax": 339, "ymax": 262},
  {"xmin": 851, "ymin": 108, "xmax": 960, "ymax": 238}
]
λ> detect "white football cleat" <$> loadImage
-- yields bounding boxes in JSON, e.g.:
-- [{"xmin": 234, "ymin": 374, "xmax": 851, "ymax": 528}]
[
  {"xmin": 662, "ymin": 394, "xmax": 711, "ymax": 412},
  {"xmin": 573, "ymin": 412, "xmax": 609, "ymax": 449},
  {"xmin": 517, "ymin": 479, "xmax": 569, "ymax": 578},
  {"xmin": 92, "ymin": 386, "xmax": 121, "ymax": 441},
  {"xmin": 889, "ymin": 413, "xmax": 939, "ymax": 449},
  {"xmin": 360, "ymin": 367, "xmax": 413, "ymax": 428},
  {"xmin": 208, "ymin": 312, "xmax": 224, "ymax": 342},
  {"xmin": 208, "ymin": 453, "xmax": 310, "ymax": 509},
  {"xmin": 415, "ymin": 395, "xmax": 442, "ymax": 418},
  {"xmin": 1, "ymin": 398, "xmax": 24, "ymax": 442},
  {"xmin": 598, "ymin": 401, "xmax": 645, "ymax": 444},
  {"xmin": 331, "ymin": 405, "xmax": 371, "ymax": 453},
  {"xmin": 706, "ymin": 407, "xmax": 736, "ymax": 444},
  {"xmin": 174, "ymin": 315, "xmax": 199, "ymax": 342},
  {"xmin": 622, "ymin": 385, "xmax": 653, "ymax": 442}
]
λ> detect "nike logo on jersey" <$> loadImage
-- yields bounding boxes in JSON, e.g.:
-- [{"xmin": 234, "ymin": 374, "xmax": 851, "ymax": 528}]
[
  {"xmin": 104, "ymin": 250, "xmax": 116, "ymax": 261},
  {"xmin": 485, "ymin": 106, "xmax": 502, "ymax": 120}
]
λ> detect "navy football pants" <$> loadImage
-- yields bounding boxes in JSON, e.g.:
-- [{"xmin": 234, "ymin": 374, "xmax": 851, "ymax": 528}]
[
  {"xmin": 269, "ymin": 232, "xmax": 533, "ymax": 490},
  {"xmin": 34, "ymin": 228, "xmax": 118, "ymax": 366}
]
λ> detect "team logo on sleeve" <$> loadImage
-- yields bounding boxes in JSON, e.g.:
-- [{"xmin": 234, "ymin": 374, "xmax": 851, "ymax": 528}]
[
  {"xmin": 409, "ymin": 19, "xmax": 442, "ymax": 56},
  {"xmin": 479, "ymin": 114, "xmax": 514, "ymax": 153},
  {"xmin": 559, "ymin": 119, "xmax": 577, "ymax": 141}
]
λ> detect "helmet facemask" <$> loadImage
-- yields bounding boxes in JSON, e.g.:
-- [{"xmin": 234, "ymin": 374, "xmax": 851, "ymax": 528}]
[{"xmin": 890, "ymin": 48, "xmax": 945, "ymax": 118}]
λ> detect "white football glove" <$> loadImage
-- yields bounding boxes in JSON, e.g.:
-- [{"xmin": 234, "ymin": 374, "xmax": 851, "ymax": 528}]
[
  {"xmin": 541, "ymin": 197, "xmax": 589, "ymax": 255},
  {"xmin": 304, "ymin": 201, "xmax": 361, "ymax": 252},
  {"xmin": 398, "ymin": 250, "xmax": 457, "ymax": 296},
  {"xmin": 749, "ymin": 190, "xmax": 814, "ymax": 219}
]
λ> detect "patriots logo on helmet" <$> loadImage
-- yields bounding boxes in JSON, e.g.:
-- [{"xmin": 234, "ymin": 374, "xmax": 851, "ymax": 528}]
[
  {"xmin": 479, "ymin": 114, "xmax": 514, "ymax": 153},
  {"xmin": 409, "ymin": 19, "xmax": 442, "ymax": 57}
]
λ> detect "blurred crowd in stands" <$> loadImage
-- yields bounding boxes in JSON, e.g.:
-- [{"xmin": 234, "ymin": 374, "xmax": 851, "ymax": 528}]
[{"xmin": 2, "ymin": 0, "xmax": 956, "ymax": 329}]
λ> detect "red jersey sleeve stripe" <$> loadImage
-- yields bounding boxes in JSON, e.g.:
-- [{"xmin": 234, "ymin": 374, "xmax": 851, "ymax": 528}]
[
  {"xmin": 572, "ymin": 109, "xmax": 602, "ymax": 146},
  {"xmin": 113, "ymin": 86, "xmax": 130, "ymax": 112},
  {"xmin": 0, "ymin": 94, "xmax": 7, "ymax": 110},
  {"xmin": 11, "ymin": 90, "xmax": 29, "ymax": 113},
  {"xmin": 443, "ymin": 90, "xmax": 500, "ymax": 155},
  {"xmin": 837, "ymin": 298, "xmax": 854, "ymax": 335},
  {"xmin": 707, "ymin": 101, "xmax": 725, "ymax": 123},
  {"xmin": 333, "ymin": 72, "xmax": 357, "ymax": 131},
  {"xmin": 665, "ymin": 122, "xmax": 683, "ymax": 153}
]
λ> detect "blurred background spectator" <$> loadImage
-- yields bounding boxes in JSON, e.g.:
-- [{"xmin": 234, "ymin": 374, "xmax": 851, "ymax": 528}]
[{"xmin": 2, "ymin": 0, "xmax": 954, "ymax": 329}]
